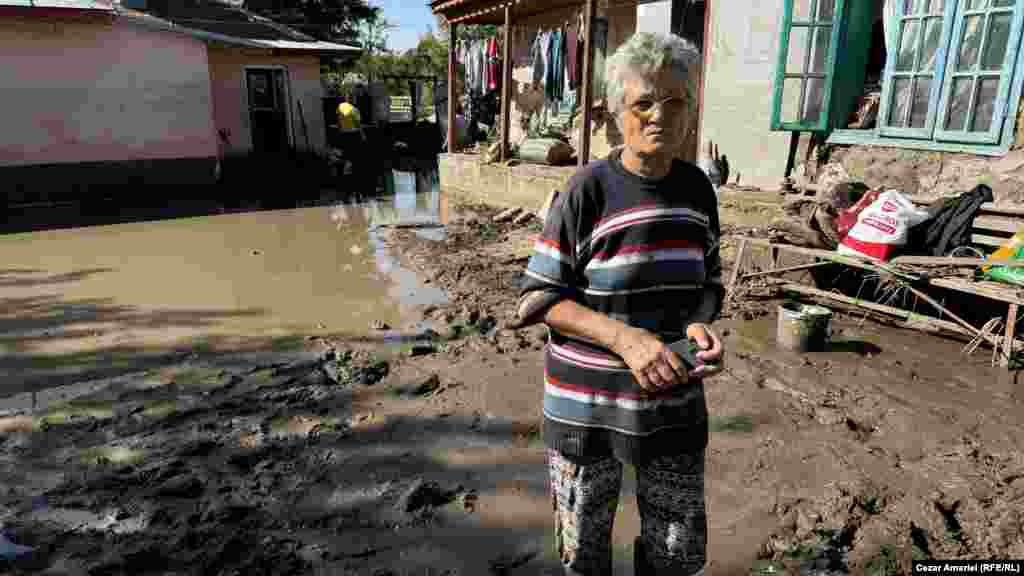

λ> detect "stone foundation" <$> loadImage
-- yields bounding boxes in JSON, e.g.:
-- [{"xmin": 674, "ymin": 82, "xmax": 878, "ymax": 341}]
[
  {"xmin": 438, "ymin": 153, "xmax": 576, "ymax": 213},
  {"xmin": 829, "ymin": 146, "xmax": 1024, "ymax": 205}
]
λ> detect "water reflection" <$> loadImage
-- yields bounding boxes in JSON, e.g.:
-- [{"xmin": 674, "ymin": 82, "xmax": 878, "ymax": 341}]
[{"xmin": 1, "ymin": 167, "xmax": 449, "ymax": 394}]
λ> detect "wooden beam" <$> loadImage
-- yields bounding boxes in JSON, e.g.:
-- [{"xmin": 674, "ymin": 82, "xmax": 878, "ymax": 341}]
[
  {"xmin": 889, "ymin": 256, "xmax": 1024, "ymax": 268},
  {"xmin": 447, "ymin": 23, "xmax": 457, "ymax": 153},
  {"xmin": 778, "ymin": 283, "xmax": 1006, "ymax": 347},
  {"xmin": 1003, "ymin": 303, "xmax": 1019, "ymax": 368},
  {"xmin": 579, "ymin": 0, "xmax": 597, "ymax": 168},
  {"xmin": 739, "ymin": 260, "xmax": 833, "ymax": 280},
  {"xmin": 500, "ymin": 5, "xmax": 513, "ymax": 162}
]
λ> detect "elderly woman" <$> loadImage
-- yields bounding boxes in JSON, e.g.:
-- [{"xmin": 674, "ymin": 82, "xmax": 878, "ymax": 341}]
[{"xmin": 514, "ymin": 32, "xmax": 723, "ymax": 576}]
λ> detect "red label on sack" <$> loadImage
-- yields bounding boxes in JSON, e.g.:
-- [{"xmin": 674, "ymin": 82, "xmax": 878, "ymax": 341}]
[
  {"xmin": 862, "ymin": 216, "xmax": 897, "ymax": 235},
  {"xmin": 880, "ymin": 200, "xmax": 899, "ymax": 213}
]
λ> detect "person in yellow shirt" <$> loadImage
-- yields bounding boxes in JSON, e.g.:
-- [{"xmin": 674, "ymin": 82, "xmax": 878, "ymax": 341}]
[{"xmin": 337, "ymin": 97, "xmax": 362, "ymax": 133}]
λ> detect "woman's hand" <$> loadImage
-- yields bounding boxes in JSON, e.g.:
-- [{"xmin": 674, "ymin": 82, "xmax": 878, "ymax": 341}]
[
  {"xmin": 614, "ymin": 326, "xmax": 688, "ymax": 393},
  {"xmin": 686, "ymin": 323, "xmax": 724, "ymax": 378}
]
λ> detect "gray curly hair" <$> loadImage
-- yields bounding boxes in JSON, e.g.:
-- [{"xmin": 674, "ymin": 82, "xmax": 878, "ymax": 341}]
[{"xmin": 605, "ymin": 32, "xmax": 701, "ymax": 126}]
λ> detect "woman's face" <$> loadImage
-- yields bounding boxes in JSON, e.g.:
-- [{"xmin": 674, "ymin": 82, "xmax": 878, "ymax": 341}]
[{"xmin": 620, "ymin": 67, "xmax": 691, "ymax": 160}]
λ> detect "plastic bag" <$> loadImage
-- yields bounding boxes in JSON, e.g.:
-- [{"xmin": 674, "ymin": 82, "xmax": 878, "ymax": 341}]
[
  {"xmin": 983, "ymin": 229, "xmax": 1024, "ymax": 286},
  {"xmin": 835, "ymin": 189, "xmax": 881, "ymax": 239},
  {"xmin": 837, "ymin": 190, "xmax": 933, "ymax": 261}
]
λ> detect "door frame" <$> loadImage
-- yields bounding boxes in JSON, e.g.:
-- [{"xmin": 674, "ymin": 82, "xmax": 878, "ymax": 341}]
[{"xmin": 241, "ymin": 65, "xmax": 295, "ymax": 152}]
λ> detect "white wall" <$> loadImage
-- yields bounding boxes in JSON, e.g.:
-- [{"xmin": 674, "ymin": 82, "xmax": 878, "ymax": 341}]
[
  {"xmin": 700, "ymin": 0, "xmax": 798, "ymax": 190},
  {"xmin": 0, "ymin": 16, "xmax": 218, "ymax": 166},
  {"xmin": 637, "ymin": 1, "xmax": 672, "ymax": 35}
]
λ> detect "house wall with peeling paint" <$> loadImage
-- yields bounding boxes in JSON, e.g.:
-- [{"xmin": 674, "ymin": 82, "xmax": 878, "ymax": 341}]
[
  {"xmin": 0, "ymin": 16, "xmax": 218, "ymax": 167},
  {"xmin": 207, "ymin": 48, "xmax": 327, "ymax": 157}
]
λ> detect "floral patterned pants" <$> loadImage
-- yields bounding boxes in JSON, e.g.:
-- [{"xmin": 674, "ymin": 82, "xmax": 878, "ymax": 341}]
[{"xmin": 546, "ymin": 449, "xmax": 707, "ymax": 576}]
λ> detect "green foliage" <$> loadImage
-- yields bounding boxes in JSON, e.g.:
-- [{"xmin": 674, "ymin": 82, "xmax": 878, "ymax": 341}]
[
  {"xmin": 243, "ymin": 0, "xmax": 379, "ymax": 45},
  {"xmin": 864, "ymin": 544, "xmax": 901, "ymax": 576}
]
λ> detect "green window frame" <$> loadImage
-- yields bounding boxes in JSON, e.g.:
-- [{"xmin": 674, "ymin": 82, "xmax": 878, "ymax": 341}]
[
  {"xmin": 770, "ymin": 0, "xmax": 847, "ymax": 131},
  {"xmin": 932, "ymin": 0, "xmax": 1024, "ymax": 143}
]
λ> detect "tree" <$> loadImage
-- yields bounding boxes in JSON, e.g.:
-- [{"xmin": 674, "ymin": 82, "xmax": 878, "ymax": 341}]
[
  {"xmin": 243, "ymin": 0, "xmax": 379, "ymax": 45},
  {"xmin": 434, "ymin": 14, "xmax": 498, "ymax": 43}
]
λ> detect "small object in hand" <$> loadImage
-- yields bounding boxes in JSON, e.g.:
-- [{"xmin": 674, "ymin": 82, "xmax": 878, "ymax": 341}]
[{"xmin": 666, "ymin": 338, "xmax": 719, "ymax": 372}]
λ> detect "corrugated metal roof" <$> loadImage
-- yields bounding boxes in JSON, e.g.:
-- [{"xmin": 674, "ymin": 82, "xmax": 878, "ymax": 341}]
[
  {"xmin": 0, "ymin": 0, "xmax": 113, "ymax": 8},
  {"xmin": 119, "ymin": 8, "xmax": 360, "ymax": 54}
]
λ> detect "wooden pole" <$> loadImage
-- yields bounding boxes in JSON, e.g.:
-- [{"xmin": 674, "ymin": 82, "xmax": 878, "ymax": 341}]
[
  {"xmin": 501, "ymin": 6, "xmax": 513, "ymax": 162},
  {"xmin": 448, "ymin": 23, "xmax": 457, "ymax": 153},
  {"xmin": 579, "ymin": 0, "xmax": 597, "ymax": 168},
  {"xmin": 1002, "ymin": 303, "xmax": 1018, "ymax": 368}
]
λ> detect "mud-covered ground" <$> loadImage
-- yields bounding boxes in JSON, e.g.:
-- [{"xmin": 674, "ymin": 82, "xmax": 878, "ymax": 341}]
[{"xmin": 2, "ymin": 188, "xmax": 1024, "ymax": 575}]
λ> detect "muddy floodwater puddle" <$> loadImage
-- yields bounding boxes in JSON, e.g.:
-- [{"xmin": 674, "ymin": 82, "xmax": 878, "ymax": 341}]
[{"xmin": 0, "ymin": 169, "xmax": 448, "ymax": 401}]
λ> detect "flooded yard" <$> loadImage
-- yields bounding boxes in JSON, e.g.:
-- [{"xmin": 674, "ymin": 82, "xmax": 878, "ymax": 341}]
[{"xmin": 1, "ymin": 170, "xmax": 447, "ymax": 404}]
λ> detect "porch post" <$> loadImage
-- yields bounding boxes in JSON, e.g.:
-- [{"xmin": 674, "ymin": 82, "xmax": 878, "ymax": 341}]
[
  {"xmin": 500, "ymin": 6, "xmax": 513, "ymax": 162},
  {"xmin": 579, "ymin": 0, "xmax": 597, "ymax": 168},
  {"xmin": 448, "ymin": 22, "xmax": 458, "ymax": 153}
]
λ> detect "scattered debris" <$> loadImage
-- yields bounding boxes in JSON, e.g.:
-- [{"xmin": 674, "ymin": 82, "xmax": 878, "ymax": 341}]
[{"xmin": 493, "ymin": 207, "xmax": 522, "ymax": 223}]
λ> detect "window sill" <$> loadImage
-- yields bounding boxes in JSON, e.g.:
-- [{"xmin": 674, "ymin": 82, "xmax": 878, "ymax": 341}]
[{"xmin": 826, "ymin": 129, "xmax": 1011, "ymax": 157}]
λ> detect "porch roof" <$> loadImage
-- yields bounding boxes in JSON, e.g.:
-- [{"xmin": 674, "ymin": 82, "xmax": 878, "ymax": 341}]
[
  {"xmin": 429, "ymin": 0, "xmax": 584, "ymax": 25},
  {"xmin": 0, "ymin": 0, "xmax": 113, "ymax": 10}
]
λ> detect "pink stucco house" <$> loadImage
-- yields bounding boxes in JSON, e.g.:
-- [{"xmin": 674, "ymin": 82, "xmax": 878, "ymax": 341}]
[{"xmin": 1, "ymin": 0, "xmax": 359, "ymax": 197}]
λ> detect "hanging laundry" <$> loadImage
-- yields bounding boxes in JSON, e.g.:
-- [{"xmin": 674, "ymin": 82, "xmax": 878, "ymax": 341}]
[
  {"xmin": 487, "ymin": 37, "xmax": 500, "ymax": 92},
  {"xmin": 566, "ymin": 23, "xmax": 578, "ymax": 90}
]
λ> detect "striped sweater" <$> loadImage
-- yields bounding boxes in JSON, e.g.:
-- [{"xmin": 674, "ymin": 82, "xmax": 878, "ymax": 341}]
[{"xmin": 518, "ymin": 150, "xmax": 723, "ymax": 462}]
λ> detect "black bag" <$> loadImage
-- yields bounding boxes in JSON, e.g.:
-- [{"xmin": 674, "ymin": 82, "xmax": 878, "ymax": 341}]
[{"xmin": 906, "ymin": 184, "xmax": 994, "ymax": 256}]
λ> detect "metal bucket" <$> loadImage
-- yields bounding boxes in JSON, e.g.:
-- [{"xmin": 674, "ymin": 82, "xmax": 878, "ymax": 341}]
[{"xmin": 777, "ymin": 302, "xmax": 832, "ymax": 352}]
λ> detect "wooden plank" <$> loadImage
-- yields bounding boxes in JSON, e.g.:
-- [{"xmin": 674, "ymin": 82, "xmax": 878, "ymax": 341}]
[
  {"xmin": 930, "ymin": 277, "xmax": 1024, "ymax": 304},
  {"xmin": 741, "ymin": 237, "xmax": 920, "ymax": 281},
  {"xmin": 740, "ymin": 260, "xmax": 833, "ymax": 280},
  {"xmin": 778, "ymin": 283, "xmax": 995, "ymax": 344},
  {"xmin": 578, "ymin": 0, "xmax": 596, "ymax": 168},
  {"xmin": 1003, "ymin": 303, "xmax": 1019, "ymax": 368},
  {"xmin": 889, "ymin": 256, "xmax": 1024, "ymax": 268},
  {"xmin": 973, "ymin": 215, "xmax": 1024, "ymax": 234},
  {"xmin": 447, "ymin": 24, "xmax": 457, "ymax": 153},
  {"xmin": 972, "ymin": 233, "xmax": 1010, "ymax": 247},
  {"xmin": 725, "ymin": 238, "xmax": 749, "ymax": 305}
]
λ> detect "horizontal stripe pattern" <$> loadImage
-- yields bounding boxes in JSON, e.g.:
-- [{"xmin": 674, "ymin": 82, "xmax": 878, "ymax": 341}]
[{"xmin": 518, "ymin": 152, "xmax": 722, "ymax": 452}]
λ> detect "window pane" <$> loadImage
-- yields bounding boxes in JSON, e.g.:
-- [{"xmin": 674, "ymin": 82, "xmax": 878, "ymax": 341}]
[
  {"xmin": 971, "ymin": 76, "xmax": 1000, "ymax": 131},
  {"xmin": 930, "ymin": 0, "xmax": 945, "ymax": 12},
  {"xmin": 957, "ymin": 15, "xmax": 984, "ymax": 71},
  {"xmin": 965, "ymin": 0, "xmax": 985, "ymax": 8},
  {"xmin": 890, "ymin": 77, "xmax": 913, "ymax": 126},
  {"xmin": 921, "ymin": 17, "xmax": 944, "ymax": 70},
  {"xmin": 910, "ymin": 77, "xmax": 932, "ymax": 127},
  {"xmin": 992, "ymin": 0, "xmax": 1014, "ymax": 6},
  {"xmin": 809, "ymin": 25, "xmax": 832, "ymax": 74},
  {"xmin": 945, "ymin": 76, "xmax": 973, "ymax": 129},
  {"xmin": 803, "ymin": 77, "xmax": 826, "ymax": 122},
  {"xmin": 904, "ymin": 0, "xmax": 927, "ymax": 13},
  {"xmin": 817, "ymin": 0, "xmax": 835, "ymax": 21},
  {"xmin": 982, "ymin": 12, "xmax": 1012, "ymax": 70},
  {"xmin": 793, "ymin": 0, "xmax": 813, "ymax": 20},
  {"xmin": 787, "ymin": 27, "xmax": 809, "ymax": 73},
  {"xmin": 897, "ymin": 20, "xmax": 921, "ymax": 71},
  {"xmin": 782, "ymin": 78, "xmax": 804, "ymax": 123}
]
